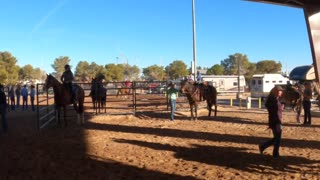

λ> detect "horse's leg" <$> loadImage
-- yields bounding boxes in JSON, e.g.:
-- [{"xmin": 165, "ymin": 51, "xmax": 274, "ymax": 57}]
[
  {"xmin": 195, "ymin": 104, "xmax": 198, "ymax": 120},
  {"xmin": 207, "ymin": 101, "xmax": 211, "ymax": 117},
  {"xmin": 64, "ymin": 105, "xmax": 67, "ymax": 127},
  {"xmin": 190, "ymin": 105, "xmax": 194, "ymax": 120},
  {"xmin": 214, "ymin": 103, "xmax": 217, "ymax": 117}
]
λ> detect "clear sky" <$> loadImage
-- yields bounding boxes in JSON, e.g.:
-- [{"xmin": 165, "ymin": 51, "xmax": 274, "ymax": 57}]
[{"xmin": 0, "ymin": 0, "xmax": 313, "ymax": 74}]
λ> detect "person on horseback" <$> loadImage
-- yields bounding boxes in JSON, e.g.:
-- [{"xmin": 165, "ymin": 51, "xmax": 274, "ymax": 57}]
[{"xmin": 61, "ymin": 64, "xmax": 75, "ymax": 102}]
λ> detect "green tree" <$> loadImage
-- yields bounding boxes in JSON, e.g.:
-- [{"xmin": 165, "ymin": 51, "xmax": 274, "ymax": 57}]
[
  {"xmin": 142, "ymin": 65, "xmax": 165, "ymax": 80},
  {"xmin": 51, "ymin": 56, "xmax": 71, "ymax": 79},
  {"xmin": 255, "ymin": 60, "xmax": 282, "ymax": 74},
  {"xmin": 75, "ymin": 61, "xmax": 90, "ymax": 81},
  {"xmin": 165, "ymin": 60, "xmax": 188, "ymax": 79},
  {"xmin": 207, "ymin": 64, "xmax": 224, "ymax": 75},
  {"xmin": 19, "ymin": 64, "xmax": 34, "ymax": 81},
  {"xmin": 105, "ymin": 63, "xmax": 124, "ymax": 81},
  {"xmin": 0, "ymin": 51, "xmax": 19, "ymax": 84},
  {"xmin": 124, "ymin": 64, "xmax": 140, "ymax": 81}
]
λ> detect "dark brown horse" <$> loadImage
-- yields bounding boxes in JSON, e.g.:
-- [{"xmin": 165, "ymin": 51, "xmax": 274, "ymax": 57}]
[
  {"xmin": 90, "ymin": 77, "xmax": 107, "ymax": 114},
  {"xmin": 43, "ymin": 74, "xmax": 85, "ymax": 126},
  {"xmin": 200, "ymin": 82, "xmax": 218, "ymax": 117},
  {"xmin": 280, "ymin": 84, "xmax": 303, "ymax": 122}
]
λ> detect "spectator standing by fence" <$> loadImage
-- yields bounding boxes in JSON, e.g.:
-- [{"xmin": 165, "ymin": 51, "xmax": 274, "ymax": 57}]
[
  {"xmin": 0, "ymin": 84, "xmax": 8, "ymax": 135},
  {"xmin": 21, "ymin": 85, "xmax": 28, "ymax": 111},
  {"xmin": 8, "ymin": 85, "xmax": 15, "ymax": 111},
  {"xmin": 168, "ymin": 82, "xmax": 179, "ymax": 121},
  {"xmin": 15, "ymin": 84, "xmax": 21, "ymax": 109},
  {"xmin": 30, "ymin": 85, "xmax": 36, "ymax": 112}
]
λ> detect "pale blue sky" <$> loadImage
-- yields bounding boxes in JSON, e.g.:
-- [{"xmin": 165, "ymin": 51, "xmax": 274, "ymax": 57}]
[{"xmin": 0, "ymin": 0, "xmax": 312, "ymax": 74}]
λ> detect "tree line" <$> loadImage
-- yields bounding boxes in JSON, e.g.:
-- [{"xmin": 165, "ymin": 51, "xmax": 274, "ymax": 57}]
[{"xmin": 0, "ymin": 51, "xmax": 282, "ymax": 85}]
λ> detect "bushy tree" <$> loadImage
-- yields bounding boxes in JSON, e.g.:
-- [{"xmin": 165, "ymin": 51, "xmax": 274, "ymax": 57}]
[
  {"xmin": 255, "ymin": 60, "xmax": 282, "ymax": 74},
  {"xmin": 165, "ymin": 60, "xmax": 188, "ymax": 79},
  {"xmin": 0, "ymin": 51, "xmax": 19, "ymax": 84},
  {"xmin": 142, "ymin": 65, "xmax": 165, "ymax": 80},
  {"xmin": 207, "ymin": 64, "xmax": 224, "ymax": 75}
]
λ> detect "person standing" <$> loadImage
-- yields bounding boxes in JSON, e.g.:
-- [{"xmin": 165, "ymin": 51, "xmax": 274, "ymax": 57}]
[
  {"xmin": 21, "ymin": 85, "xmax": 28, "ymax": 111},
  {"xmin": 167, "ymin": 82, "xmax": 179, "ymax": 121},
  {"xmin": 30, "ymin": 85, "xmax": 36, "ymax": 112},
  {"xmin": 8, "ymin": 85, "xmax": 15, "ymax": 111},
  {"xmin": 303, "ymin": 82, "xmax": 312, "ymax": 125},
  {"xmin": 60, "ymin": 64, "xmax": 75, "ymax": 102},
  {"xmin": 259, "ymin": 85, "xmax": 284, "ymax": 158},
  {"xmin": 196, "ymin": 71, "xmax": 202, "ymax": 82},
  {"xmin": 15, "ymin": 84, "xmax": 21, "ymax": 109},
  {"xmin": 0, "ymin": 84, "xmax": 8, "ymax": 135}
]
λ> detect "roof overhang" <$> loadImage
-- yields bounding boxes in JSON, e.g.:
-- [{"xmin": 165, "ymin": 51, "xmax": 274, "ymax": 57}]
[
  {"xmin": 289, "ymin": 65, "xmax": 315, "ymax": 80},
  {"xmin": 246, "ymin": 0, "xmax": 320, "ymax": 10}
]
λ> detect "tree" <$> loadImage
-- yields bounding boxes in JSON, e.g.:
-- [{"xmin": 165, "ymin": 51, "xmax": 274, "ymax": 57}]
[
  {"xmin": 221, "ymin": 53, "xmax": 252, "ymax": 75},
  {"xmin": 19, "ymin": 64, "xmax": 34, "ymax": 81},
  {"xmin": 255, "ymin": 60, "xmax": 282, "ymax": 74},
  {"xmin": 124, "ymin": 64, "xmax": 140, "ymax": 81},
  {"xmin": 75, "ymin": 61, "xmax": 90, "ymax": 81},
  {"xmin": 51, "ymin": 56, "xmax": 71, "ymax": 79},
  {"xmin": 207, "ymin": 64, "xmax": 224, "ymax": 75},
  {"xmin": 0, "ymin": 51, "xmax": 19, "ymax": 84},
  {"xmin": 105, "ymin": 63, "xmax": 124, "ymax": 81},
  {"xmin": 142, "ymin": 65, "xmax": 165, "ymax": 80},
  {"xmin": 165, "ymin": 60, "xmax": 188, "ymax": 79}
]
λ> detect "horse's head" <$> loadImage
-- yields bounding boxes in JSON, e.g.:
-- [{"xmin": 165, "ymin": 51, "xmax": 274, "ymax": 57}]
[
  {"xmin": 180, "ymin": 79, "xmax": 191, "ymax": 93},
  {"xmin": 43, "ymin": 74, "xmax": 54, "ymax": 91}
]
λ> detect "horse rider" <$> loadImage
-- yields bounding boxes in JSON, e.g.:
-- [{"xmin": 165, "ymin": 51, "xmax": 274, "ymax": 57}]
[{"xmin": 61, "ymin": 64, "xmax": 75, "ymax": 102}]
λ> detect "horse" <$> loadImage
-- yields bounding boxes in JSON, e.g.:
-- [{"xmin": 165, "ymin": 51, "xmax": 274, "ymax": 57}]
[
  {"xmin": 43, "ymin": 74, "xmax": 85, "ymax": 126},
  {"xmin": 90, "ymin": 77, "xmax": 107, "ymax": 113},
  {"xmin": 200, "ymin": 82, "xmax": 218, "ymax": 117},
  {"xmin": 180, "ymin": 79, "xmax": 201, "ymax": 120},
  {"xmin": 279, "ymin": 84, "xmax": 303, "ymax": 122},
  {"xmin": 116, "ymin": 83, "xmax": 131, "ymax": 99}
]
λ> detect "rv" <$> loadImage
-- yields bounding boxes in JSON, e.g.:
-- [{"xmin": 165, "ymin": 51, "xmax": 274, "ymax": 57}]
[
  {"xmin": 201, "ymin": 75, "xmax": 246, "ymax": 93},
  {"xmin": 250, "ymin": 74, "xmax": 290, "ymax": 98}
]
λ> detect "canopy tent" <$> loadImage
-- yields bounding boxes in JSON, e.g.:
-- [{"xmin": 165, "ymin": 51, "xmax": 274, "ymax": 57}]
[{"xmin": 289, "ymin": 65, "xmax": 315, "ymax": 80}]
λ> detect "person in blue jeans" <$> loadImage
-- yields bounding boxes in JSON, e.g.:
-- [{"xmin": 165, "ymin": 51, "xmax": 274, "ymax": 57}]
[
  {"xmin": 0, "ymin": 84, "xmax": 8, "ymax": 135},
  {"xmin": 168, "ymin": 82, "xmax": 179, "ymax": 121},
  {"xmin": 259, "ymin": 85, "xmax": 284, "ymax": 158},
  {"xmin": 21, "ymin": 85, "xmax": 28, "ymax": 111}
]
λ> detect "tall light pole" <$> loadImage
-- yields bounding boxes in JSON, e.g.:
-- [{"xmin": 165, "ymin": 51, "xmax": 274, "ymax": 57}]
[
  {"xmin": 236, "ymin": 55, "xmax": 241, "ymax": 99},
  {"xmin": 192, "ymin": 0, "xmax": 197, "ymax": 80}
]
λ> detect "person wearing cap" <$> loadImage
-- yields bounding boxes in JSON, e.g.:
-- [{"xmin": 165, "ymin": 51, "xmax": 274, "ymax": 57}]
[
  {"xmin": 61, "ymin": 64, "xmax": 75, "ymax": 102},
  {"xmin": 167, "ymin": 82, "xmax": 179, "ymax": 121},
  {"xmin": 259, "ymin": 85, "xmax": 284, "ymax": 158},
  {"xmin": 303, "ymin": 82, "xmax": 312, "ymax": 125},
  {"xmin": 0, "ymin": 84, "xmax": 8, "ymax": 135}
]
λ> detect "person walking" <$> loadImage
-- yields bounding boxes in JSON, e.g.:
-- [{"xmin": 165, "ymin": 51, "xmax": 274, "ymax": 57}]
[
  {"xmin": 303, "ymin": 82, "xmax": 312, "ymax": 125},
  {"xmin": 8, "ymin": 85, "xmax": 15, "ymax": 111},
  {"xmin": 167, "ymin": 82, "xmax": 179, "ymax": 121},
  {"xmin": 21, "ymin": 85, "xmax": 28, "ymax": 111},
  {"xmin": 259, "ymin": 85, "xmax": 284, "ymax": 158},
  {"xmin": 15, "ymin": 84, "xmax": 21, "ymax": 109},
  {"xmin": 0, "ymin": 84, "xmax": 8, "ymax": 135},
  {"xmin": 61, "ymin": 64, "xmax": 75, "ymax": 102},
  {"xmin": 30, "ymin": 85, "xmax": 36, "ymax": 112}
]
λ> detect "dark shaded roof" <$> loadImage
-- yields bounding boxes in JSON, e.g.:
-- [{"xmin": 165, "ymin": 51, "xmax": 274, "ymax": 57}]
[
  {"xmin": 289, "ymin": 65, "xmax": 315, "ymax": 80},
  {"xmin": 246, "ymin": 0, "xmax": 320, "ymax": 8}
]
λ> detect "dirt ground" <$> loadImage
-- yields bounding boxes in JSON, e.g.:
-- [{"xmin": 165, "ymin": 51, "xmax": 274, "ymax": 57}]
[{"xmin": 0, "ymin": 100, "xmax": 320, "ymax": 180}]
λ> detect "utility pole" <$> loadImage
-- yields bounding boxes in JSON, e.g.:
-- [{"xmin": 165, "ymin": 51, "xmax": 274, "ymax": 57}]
[
  {"xmin": 236, "ymin": 55, "xmax": 241, "ymax": 99},
  {"xmin": 192, "ymin": 0, "xmax": 197, "ymax": 80}
]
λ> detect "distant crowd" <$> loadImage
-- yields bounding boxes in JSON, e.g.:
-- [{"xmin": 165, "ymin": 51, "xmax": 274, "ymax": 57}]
[{"xmin": 6, "ymin": 84, "xmax": 36, "ymax": 112}]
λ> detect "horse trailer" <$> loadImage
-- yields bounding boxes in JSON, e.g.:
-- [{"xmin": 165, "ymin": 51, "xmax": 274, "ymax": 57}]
[
  {"xmin": 201, "ymin": 75, "xmax": 246, "ymax": 93},
  {"xmin": 250, "ymin": 74, "xmax": 291, "ymax": 98}
]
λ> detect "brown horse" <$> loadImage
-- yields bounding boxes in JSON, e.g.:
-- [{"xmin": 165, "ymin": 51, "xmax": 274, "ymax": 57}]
[
  {"xmin": 43, "ymin": 74, "xmax": 85, "ymax": 126},
  {"xmin": 200, "ymin": 82, "xmax": 218, "ymax": 117},
  {"xmin": 90, "ymin": 77, "xmax": 107, "ymax": 114},
  {"xmin": 180, "ymin": 79, "xmax": 201, "ymax": 120},
  {"xmin": 280, "ymin": 84, "xmax": 303, "ymax": 122},
  {"xmin": 116, "ymin": 83, "xmax": 131, "ymax": 99}
]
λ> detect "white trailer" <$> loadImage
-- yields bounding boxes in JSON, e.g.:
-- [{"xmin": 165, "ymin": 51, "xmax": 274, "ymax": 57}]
[
  {"xmin": 250, "ymin": 74, "xmax": 290, "ymax": 98},
  {"xmin": 201, "ymin": 75, "xmax": 246, "ymax": 93}
]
